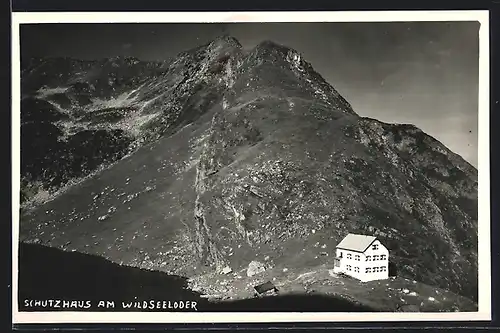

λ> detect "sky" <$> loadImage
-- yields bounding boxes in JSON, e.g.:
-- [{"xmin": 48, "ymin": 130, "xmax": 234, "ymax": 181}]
[{"xmin": 20, "ymin": 21, "xmax": 480, "ymax": 167}]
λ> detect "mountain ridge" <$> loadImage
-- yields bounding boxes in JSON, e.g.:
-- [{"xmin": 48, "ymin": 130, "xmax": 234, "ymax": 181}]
[{"xmin": 19, "ymin": 35, "xmax": 478, "ymax": 306}]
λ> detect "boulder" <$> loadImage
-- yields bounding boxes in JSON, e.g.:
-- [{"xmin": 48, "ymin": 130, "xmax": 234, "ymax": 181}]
[
  {"xmin": 221, "ymin": 266, "xmax": 233, "ymax": 275},
  {"xmin": 247, "ymin": 260, "xmax": 266, "ymax": 277}
]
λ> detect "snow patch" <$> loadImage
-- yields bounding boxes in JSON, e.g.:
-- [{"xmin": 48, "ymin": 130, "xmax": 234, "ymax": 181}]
[
  {"xmin": 36, "ymin": 86, "xmax": 69, "ymax": 98},
  {"xmin": 88, "ymin": 89, "xmax": 140, "ymax": 110}
]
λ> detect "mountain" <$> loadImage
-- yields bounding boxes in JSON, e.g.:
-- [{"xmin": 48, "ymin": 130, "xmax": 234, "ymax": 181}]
[
  {"xmin": 19, "ymin": 35, "xmax": 478, "ymax": 309},
  {"xmin": 20, "ymin": 37, "xmax": 239, "ymax": 205}
]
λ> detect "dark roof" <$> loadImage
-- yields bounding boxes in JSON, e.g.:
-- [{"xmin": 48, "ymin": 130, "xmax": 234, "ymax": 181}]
[
  {"xmin": 254, "ymin": 281, "xmax": 278, "ymax": 294},
  {"xmin": 336, "ymin": 233, "xmax": 377, "ymax": 253}
]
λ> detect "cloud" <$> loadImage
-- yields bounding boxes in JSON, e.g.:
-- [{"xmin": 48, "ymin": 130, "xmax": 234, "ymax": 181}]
[{"xmin": 122, "ymin": 43, "xmax": 132, "ymax": 50}]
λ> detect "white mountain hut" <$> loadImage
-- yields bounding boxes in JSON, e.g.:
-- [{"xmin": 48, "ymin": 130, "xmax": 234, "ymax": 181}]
[{"xmin": 333, "ymin": 233, "xmax": 389, "ymax": 282}]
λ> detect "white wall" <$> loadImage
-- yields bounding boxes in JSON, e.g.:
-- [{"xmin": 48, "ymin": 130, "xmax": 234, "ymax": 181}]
[
  {"xmin": 361, "ymin": 240, "xmax": 389, "ymax": 282},
  {"xmin": 336, "ymin": 240, "xmax": 389, "ymax": 282},
  {"xmin": 336, "ymin": 248, "xmax": 365, "ymax": 280}
]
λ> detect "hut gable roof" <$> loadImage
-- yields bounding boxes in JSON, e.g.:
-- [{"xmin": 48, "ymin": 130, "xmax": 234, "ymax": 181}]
[{"xmin": 336, "ymin": 233, "xmax": 377, "ymax": 253}]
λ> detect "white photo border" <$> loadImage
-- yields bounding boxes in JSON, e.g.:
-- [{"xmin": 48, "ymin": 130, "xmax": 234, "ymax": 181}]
[{"xmin": 11, "ymin": 10, "xmax": 491, "ymax": 324}]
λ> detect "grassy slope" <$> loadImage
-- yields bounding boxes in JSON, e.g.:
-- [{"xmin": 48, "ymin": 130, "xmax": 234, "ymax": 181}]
[
  {"xmin": 20, "ymin": 107, "xmax": 217, "ymax": 277},
  {"xmin": 191, "ymin": 55, "xmax": 478, "ymax": 302},
  {"xmin": 19, "ymin": 39, "xmax": 478, "ymax": 309}
]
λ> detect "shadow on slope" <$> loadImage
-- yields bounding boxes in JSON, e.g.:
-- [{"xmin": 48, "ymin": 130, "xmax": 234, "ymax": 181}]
[
  {"xmin": 18, "ymin": 243, "xmax": 376, "ymax": 312},
  {"xmin": 18, "ymin": 242, "xmax": 206, "ymax": 312},
  {"xmin": 206, "ymin": 294, "xmax": 377, "ymax": 312}
]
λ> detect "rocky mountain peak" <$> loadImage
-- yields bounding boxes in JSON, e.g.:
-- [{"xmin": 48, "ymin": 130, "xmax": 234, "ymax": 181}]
[
  {"xmin": 228, "ymin": 39, "xmax": 355, "ymax": 116},
  {"xmin": 208, "ymin": 34, "xmax": 243, "ymax": 50},
  {"xmin": 102, "ymin": 55, "xmax": 142, "ymax": 66}
]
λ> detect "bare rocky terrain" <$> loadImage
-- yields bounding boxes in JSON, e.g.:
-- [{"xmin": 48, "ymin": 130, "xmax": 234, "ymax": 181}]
[{"xmin": 19, "ymin": 36, "xmax": 478, "ymax": 312}]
